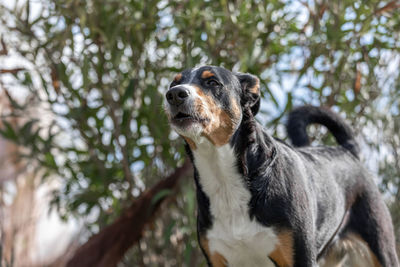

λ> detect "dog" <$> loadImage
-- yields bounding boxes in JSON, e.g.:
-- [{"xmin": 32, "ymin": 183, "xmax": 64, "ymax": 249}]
[{"xmin": 164, "ymin": 65, "xmax": 399, "ymax": 267}]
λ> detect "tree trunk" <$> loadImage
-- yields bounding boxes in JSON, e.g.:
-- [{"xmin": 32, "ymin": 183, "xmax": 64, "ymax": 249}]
[{"xmin": 66, "ymin": 160, "xmax": 192, "ymax": 267}]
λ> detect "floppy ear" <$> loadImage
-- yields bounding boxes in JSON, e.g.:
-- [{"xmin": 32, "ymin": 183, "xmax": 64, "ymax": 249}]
[{"xmin": 236, "ymin": 73, "xmax": 261, "ymax": 116}]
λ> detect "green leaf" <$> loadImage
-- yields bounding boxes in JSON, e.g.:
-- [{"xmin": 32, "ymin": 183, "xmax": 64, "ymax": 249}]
[
  {"xmin": 121, "ymin": 78, "xmax": 136, "ymax": 104},
  {"xmin": 0, "ymin": 120, "xmax": 18, "ymax": 142},
  {"xmin": 151, "ymin": 189, "xmax": 172, "ymax": 206}
]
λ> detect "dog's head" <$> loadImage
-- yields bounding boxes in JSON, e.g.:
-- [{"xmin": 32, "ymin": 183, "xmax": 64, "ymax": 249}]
[{"xmin": 164, "ymin": 66, "xmax": 260, "ymax": 148}]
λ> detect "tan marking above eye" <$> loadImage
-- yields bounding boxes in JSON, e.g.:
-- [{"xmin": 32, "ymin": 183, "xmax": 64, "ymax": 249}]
[
  {"xmin": 174, "ymin": 73, "xmax": 182, "ymax": 82},
  {"xmin": 269, "ymin": 230, "xmax": 294, "ymax": 267},
  {"xmin": 199, "ymin": 236, "xmax": 227, "ymax": 267},
  {"xmin": 201, "ymin": 70, "xmax": 215, "ymax": 79},
  {"xmin": 249, "ymin": 77, "xmax": 260, "ymax": 95}
]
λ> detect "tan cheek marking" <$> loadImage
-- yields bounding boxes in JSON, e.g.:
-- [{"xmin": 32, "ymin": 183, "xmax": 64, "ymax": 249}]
[
  {"xmin": 269, "ymin": 230, "xmax": 294, "ymax": 267},
  {"xmin": 174, "ymin": 73, "xmax": 182, "ymax": 82},
  {"xmin": 249, "ymin": 78, "xmax": 260, "ymax": 95},
  {"xmin": 182, "ymin": 136, "xmax": 197, "ymax": 150},
  {"xmin": 201, "ymin": 70, "xmax": 215, "ymax": 79},
  {"xmin": 200, "ymin": 236, "xmax": 227, "ymax": 267},
  {"xmin": 202, "ymin": 111, "xmax": 234, "ymax": 146},
  {"xmin": 194, "ymin": 88, "xmax": 236, "ymax": 146}
]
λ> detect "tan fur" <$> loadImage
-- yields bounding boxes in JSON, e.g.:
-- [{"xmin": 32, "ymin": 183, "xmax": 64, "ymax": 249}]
[
  {"xmin": 194, "ymin": 88, "xmax": 238, "ymax": 146},
  {"xmin": 269, "ymin": 230, "xmax": 294, "ymax": 267},
  {"xmin": 249, "ymin": 77, "xmax": 260, "ymax": 94},
  {"xmin": 230, "ymin": 96, "xmax": 241, "ymax": 119},
  {"xmin": 182, "ymin": 136, "xmax": 197, "ymax": 150},
  {"xmin": 174, "ymin": 73, "xmax": 182, "ymax": 82},
  {"xmin": 201, "ymin": 70, "xmax": 215, "ymax": 79},
  {"xmin": 200, "ymin": 236, "xmax": 227, "ymax": 267}
]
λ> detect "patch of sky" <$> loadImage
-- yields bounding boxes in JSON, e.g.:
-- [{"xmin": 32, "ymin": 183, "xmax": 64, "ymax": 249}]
[
  {"xmin": 114, "ymin": 145, "xmax": 123, "ymax": 161},
  {"xmin": 52, "ymin": 102, "xmax": 69, "ymax": 115},
  {"xmin": 72, "ymin": 31, "xmax": 84, "ymax": 56},
  {"xmin": 99, "ymin": 196, "xmax": 113, "ymax": 212},
  {"xmin": 87, "ymin": 117, "xmax": 96, "ymax": 128},
  {"xmin": 146, "ymin": 145, "xmax": 154, "ymax": 155},
  {"xmin": 130, "ymin": 120, "xmax": 138, "ymax": 133},
  {"xmin": 314, "ymin": 55, "xmax": 330, "ymax": 72},
  {"xmin": 345, "ymin": 90, "xmax": 355, "ymax": 102},
  {"xmin": 131, "ymin": 161, "xmax": 145, "ymax": 174},
  {"xmin": 104, "ymin": 115, "xmax": 114, "ymax": 130},
  {"xmin": 390, "ymin": 104, "xmax": 399, "ymax": 116},
  {"xmin": 2, "ymin": 180, "xmax": 17, "ymax": 206},
  {"xmin": 140, "ymin": 124, "xmax": 150, "ymax": 136},
  {"xmin": 96, "ymin": 107, "xmax": 108, "ymax": 120},
  {"xmin": 87, "ymin": 88, "xmax": 102, "ymax": 108},
  {"xmin": 119, "ymin": 135, "xmax": 126, "ymax": 147},
  {"xmin": 106, "ymin": 153, "xmax": 114, "ymax": 162},
  {"xmin": 111, "ymin": 88, "xmax": 120, "ymax": 102},
  {"xmin": 159, "ymin": 77, "xmax": 171, "ymax": 94},
  {"xmin": 166, "ymin": 45, "xmax": 182, "ymax": 68},
  {"xmin": 133, "ymin": 148, "xmax": 141, "ymax": 158},
  {"xmin": 344, "ymin": 7, "xmax": 356, "ymax": 20},
  {"xmin": 102, "ymin": 131, "xmax": 111, "ymax": 146},
  {"xmin": 284, "ymin": 0, "xmax": 309, "ymax": 27},
  {"xmin": 144, "ymin": 96, "xmax": 151, "ymax": 105},
  {"xmin": 158, "ymin": 7, "xmax": 173, "ymax": 29},
  {"xmin": 341, "ymin": 22, "xmax": 354, "ymax": 31},
  {"xmin": 112, "ymin": 189, "xmax": 122, "ymax": 199},
  {"xmin": 137, "ymin": 136, "xmax": 154, "ymax": 146}
]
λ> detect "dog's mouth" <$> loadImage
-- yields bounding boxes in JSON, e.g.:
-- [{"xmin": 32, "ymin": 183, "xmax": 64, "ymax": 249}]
[
  {"xmin": 174, "ymin": 112, "xmax": 193, "ymax": 120},
  {"xmin": 170, "ymin": 111, "xmax": 202, "ymax": 127}
]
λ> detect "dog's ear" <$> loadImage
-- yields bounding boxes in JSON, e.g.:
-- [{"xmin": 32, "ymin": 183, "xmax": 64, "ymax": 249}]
[{"xmin": 236, "ymin": 73, "xmax": 261, "ymax": 116}]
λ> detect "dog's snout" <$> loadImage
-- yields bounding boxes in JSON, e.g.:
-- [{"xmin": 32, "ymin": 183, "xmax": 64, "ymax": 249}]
[{"xmin": 166, "ymin": 87, "xmax": 190, "ymax": 106}]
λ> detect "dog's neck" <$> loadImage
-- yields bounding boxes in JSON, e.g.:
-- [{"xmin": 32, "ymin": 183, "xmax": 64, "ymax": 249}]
[
  {"xmin": 231, "ymin": 110, "xmax": 277, "ymax": 177},
  {"xmin": 186, "ymin": 112, "xmax": 276, "ymax": 179}
]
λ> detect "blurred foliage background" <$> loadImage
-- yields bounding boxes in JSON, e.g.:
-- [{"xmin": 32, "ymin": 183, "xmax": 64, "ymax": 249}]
[{"xmin": 0, "ymin": 0, "xmax": 399, "ymax": 266}]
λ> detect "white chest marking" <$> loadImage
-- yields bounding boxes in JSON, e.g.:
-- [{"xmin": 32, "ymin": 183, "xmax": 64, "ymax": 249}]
[{"xmin": 193, "ymin": 140, "xmax": 277, "ymax": 267}]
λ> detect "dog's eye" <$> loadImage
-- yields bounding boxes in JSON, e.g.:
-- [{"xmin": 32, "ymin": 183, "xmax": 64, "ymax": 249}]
[{"xmin": 206, "ymin": 79, "xmax": 220, "ymax": 87}]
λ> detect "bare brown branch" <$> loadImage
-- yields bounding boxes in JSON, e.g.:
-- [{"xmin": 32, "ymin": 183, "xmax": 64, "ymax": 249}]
[
  {"xmin": 375, "ymin": 1, "xmax": 400, "ymax": 15},
  {"xmin": 0, "ymin": 68, "xmax": 24, "ymax": 75},
  {"xmin": 66, "ymin": 160, "xmax": 192, "ymax": 267},
  {"xmin": 0, "ymin": 37, "xmax": 8, "ymax": 55}
]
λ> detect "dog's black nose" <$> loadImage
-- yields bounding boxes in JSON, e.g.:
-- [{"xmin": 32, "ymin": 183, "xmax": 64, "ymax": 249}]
[{"xmin": 166, "ymin": 87, "xmax": 190, "ymax": 106}]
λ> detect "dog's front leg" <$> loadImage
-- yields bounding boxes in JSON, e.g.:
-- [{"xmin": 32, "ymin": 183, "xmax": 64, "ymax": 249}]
[
  {"xmin": 292, "ymin": 229, "xmax": 318, "ymax": 267},
  {"xmin": 269, "ymin": 228, "xmax": 317, "ymax": 267}
]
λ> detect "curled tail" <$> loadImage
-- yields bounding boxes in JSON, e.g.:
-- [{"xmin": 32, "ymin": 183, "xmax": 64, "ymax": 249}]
[{"xmin": 286, "ymin": 105, "xmax": 359, "ymax": 158}]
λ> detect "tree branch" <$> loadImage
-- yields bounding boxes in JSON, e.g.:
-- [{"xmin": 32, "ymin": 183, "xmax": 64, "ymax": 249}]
[
  {"xmin": 66, "ymin": 160, "xmax": 192, "ymax": 267},
  {"xmin": 0, "ymin": 68, "xmax": 24, "ymax": 74}
]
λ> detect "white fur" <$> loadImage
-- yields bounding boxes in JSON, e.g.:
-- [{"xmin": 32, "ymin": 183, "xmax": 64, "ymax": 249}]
[
  {"xmin": 165, "ymin": 84, "xmax": 205, "ymax": 139},
  {"xmin": 193, "ymin": 139, "xmax": 278, "ymax": 267}
]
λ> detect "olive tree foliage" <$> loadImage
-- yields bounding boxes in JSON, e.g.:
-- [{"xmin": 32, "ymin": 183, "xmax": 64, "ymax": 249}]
[{"xmin": 0, "ymin": 0, "xmax": 399, "ymax": 265}]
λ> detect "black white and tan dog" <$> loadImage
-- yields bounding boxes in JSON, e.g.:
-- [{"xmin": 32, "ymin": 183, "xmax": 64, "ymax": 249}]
[{"xmin": 164, "ymin": 65, "xmax": 399, "ymax": 267}]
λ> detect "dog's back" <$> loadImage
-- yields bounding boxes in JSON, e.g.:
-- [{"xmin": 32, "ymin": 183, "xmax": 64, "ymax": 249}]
[{"xmin": 287, "ymin": 105, "xmax": 399, "ymax": 267}]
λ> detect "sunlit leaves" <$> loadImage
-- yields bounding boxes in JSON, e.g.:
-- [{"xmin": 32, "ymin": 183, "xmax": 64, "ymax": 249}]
[{"xmin": 1, "ymin": 0, "xmax": 400, "ymax": 265}]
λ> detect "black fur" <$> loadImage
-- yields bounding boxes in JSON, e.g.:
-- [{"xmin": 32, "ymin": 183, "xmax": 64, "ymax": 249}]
[
  {"xmin": 287, "ymin": 105, "xmax": 360, "ymax": 157},
  {"xmin": 236, "ymin": 73, "xmax": 261, "ymax": 115},
  {"xmin": 165, "ymin": 66, "xmax": 399, "ymax": 267}
]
